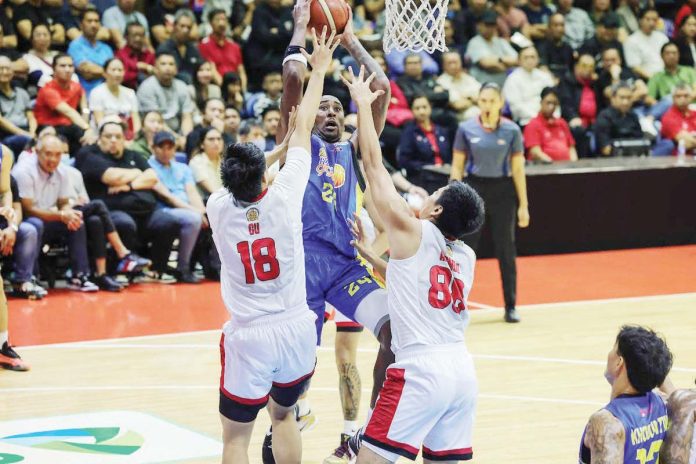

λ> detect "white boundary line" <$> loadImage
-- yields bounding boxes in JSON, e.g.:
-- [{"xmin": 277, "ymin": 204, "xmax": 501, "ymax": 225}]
[
  {"xmin": 18, "ymin": 345, "xmax": 696, "ymax": 373},
  {"xmin": 18, "ymin": 292, "xmax": 696, "ymax": 350},
  {"xmin": 0, "ymin": 385, "xmax": 603, "ymax": 406}
]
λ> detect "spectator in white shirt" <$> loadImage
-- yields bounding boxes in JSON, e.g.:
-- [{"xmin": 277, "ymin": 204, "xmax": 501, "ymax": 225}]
[
  {"xmin": 623, "ymin": 7, "xmax": 669, "ymax": 80},
  {"xmin": 89, "ymin": 58, "xmax": 141, "ymax": 140},
  {"xmin": 503, "ymin": 46, "xmax": 555, "ymax": 126},
  {"xmin": 436, "ymin": 51, "xmax": 481, "ymax": 121}
]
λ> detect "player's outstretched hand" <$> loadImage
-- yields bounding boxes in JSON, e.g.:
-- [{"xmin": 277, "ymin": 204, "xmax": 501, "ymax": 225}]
[
  {"xmin": 341, "ymin": 65, "xmax": 385, "ymax": 108},
  {"xmin": 302, "ymin": 26, "xmax": 341, "ymax": 75},
  {"xmin": 293, "ymin": 0, "xmax": 311, "ymax": 30},
  {"xmin": 348, "ymin": 213, "xmax": 372, "ymax": 258}
]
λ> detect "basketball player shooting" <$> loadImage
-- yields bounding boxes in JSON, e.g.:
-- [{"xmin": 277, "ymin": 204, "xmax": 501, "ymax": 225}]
[
  {"xmin": 206, "ymin": 28, "xmax": 339, "ymax": 464},
  {"xmin": 343, "ymin": 66, "xmax": 485, "ymax": 464},
  {"xmin": 272, "ymin": 0, "xmax": 394, "ymax": 457}
]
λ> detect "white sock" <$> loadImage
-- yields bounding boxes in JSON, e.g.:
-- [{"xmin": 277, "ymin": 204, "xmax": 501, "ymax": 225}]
[
  {"xmin": 297, "ymin": 398, "xmax": 310, "ymax": 417},
  {"xmin": 343, "ymin": 420, "xmax": 359, "ymax": 435},
  {"xmin": 0, "ymin": 331, "xmax": 7, "ymax": 346}
]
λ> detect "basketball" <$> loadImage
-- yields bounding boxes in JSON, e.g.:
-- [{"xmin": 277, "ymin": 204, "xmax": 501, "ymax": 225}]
[{"xmin": 309, "ymin": 0, "xmax": 351, "ymax": 35}]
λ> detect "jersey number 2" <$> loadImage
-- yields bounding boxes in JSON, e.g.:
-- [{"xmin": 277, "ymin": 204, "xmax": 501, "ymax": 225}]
[
  {"xmin": 236, "ymin": 238, "xmax": 280, "ymax": 284},
  {"xmin": 428, "ymin": 265, "xmax": 466, "ymax": 313}
]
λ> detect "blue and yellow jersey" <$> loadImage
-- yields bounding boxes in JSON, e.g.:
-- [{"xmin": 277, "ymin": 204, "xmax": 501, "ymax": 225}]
[
  {"xmin": 301, "ymin": 134, "xmax": 365, "ymax": 258},
  {"xmin": 579, "ymin": 392, "xmax": 668, "ymax": 464}
]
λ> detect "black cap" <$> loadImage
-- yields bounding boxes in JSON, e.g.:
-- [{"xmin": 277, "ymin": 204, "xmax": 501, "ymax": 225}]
[
  {"xmin": 480, "ymin": 10, "xmax": 499, "ymax": 25},
  {"xmin": 153, "ymin": 131, "xmax": 176, "ymax": 146},
  {"xmin": 600, "ymin": 12, "xmax": 621, "ymax": 28}
]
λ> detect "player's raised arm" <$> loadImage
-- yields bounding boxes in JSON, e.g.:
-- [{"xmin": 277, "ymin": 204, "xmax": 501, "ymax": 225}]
[
  {"xmin": 277, "ymin": 0, "xmax": 311, "ymax": 144},
  {"xmin": 288, "ymin": 27, "xmax": 341, "ymax": 152},
  {"xmin": 342, "ymin": 66, "xmax": 419, "ymax": 257},
  {"xmin": 341, "ymin": 13, "xmax": 391, "ymax": 136}
]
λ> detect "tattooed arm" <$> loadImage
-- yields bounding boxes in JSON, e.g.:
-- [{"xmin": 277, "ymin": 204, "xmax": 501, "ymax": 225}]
[
  {"xmin": 584, "ymin": 409, "xmax": 625, "ymax": 464},
  {"xmin": 661, "ymin": 389, "xmax": 696, "ymax": 464},
  {"xmin": 341, "ymin": 13, "xmax": 391, "ymax": 138}
]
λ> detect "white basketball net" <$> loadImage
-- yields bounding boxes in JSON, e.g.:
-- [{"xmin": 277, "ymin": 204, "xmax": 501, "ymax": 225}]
[{"xmin": 383, "ymin": 0, "xmax": 448, "ymax": 53}]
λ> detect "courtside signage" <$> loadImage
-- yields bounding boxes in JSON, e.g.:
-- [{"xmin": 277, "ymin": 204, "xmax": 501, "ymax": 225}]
[{"xmin": 0, "ymin": 411, "xmax": 221, "ymax": 463}]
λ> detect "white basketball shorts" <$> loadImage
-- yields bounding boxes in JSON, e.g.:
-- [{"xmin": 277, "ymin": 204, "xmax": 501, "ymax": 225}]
[
  {"xmin": 363, "ymin": 343, "xmax": 477, "ymax": 462},
  {"xmin": 219, "ymin": 310, "xmax": 317, "ymax": 422}
]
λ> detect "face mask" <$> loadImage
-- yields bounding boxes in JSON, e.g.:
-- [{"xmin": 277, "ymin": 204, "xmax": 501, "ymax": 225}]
[{"xmin": 251, "ymin": 139, "xmax": 266, "ymax": 152}]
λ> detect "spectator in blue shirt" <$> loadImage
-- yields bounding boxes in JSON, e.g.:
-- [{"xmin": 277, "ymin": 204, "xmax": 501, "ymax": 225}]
[
  {"xmin": 148, "ymin": 131, "xmax": 205, "ymax": 284},
  {"xmin": 385, "ymin": 49, "xmax": 440, "ymax": 77},
  {"xmin": 67, "ymin": 6, "xmax": 114, "ymax": 96}
]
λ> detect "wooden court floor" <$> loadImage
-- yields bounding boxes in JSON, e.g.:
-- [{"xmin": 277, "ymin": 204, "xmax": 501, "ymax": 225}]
[{"xmin": 2, "ymin": 292, "xmax": 695, "ymax": 463}]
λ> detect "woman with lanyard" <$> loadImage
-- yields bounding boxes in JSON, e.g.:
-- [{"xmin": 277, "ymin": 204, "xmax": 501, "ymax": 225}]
[{"xmin": 450, "ymin": 82, "xmax": 530, "ymax": 323}]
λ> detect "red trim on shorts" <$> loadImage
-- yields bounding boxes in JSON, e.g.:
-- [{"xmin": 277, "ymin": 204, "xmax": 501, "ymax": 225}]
[
  {"xmin": 422, "ymin": 446, "xmax": 474, "ymax": 461},
  {"xmin": 364, "ymin": 368, "xmax": 419, "ymax": 458},
  {"xmin": 219, "ymin": 332, "xmax": 270, "ymax": 406},
  {"xmin": 272, "ymin": 368, "xmax": 315, "ymax": 388}
]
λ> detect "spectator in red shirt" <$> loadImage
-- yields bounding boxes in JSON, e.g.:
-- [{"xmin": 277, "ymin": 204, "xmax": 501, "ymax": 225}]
[
  {"xmin": 115, "ymin": 22, "xmax": 155, "ymax": 89},
  {"xmin": 558, "ymin": 54, "xmax": 599, "ymax": 157},
  {"xmin": 524, "ymin": 87, "xmax": 577, "ymax": 162},
  {"xmin": 34, "ymin": 53, "xmax": 96, "ymax": 155},
  {"xmin": 198, "ymin": 9, "xmax": 247, "ymax": 92},
  {"xmin": 660, "ymin": 82, "xmax": 696, "ymax": 154}
]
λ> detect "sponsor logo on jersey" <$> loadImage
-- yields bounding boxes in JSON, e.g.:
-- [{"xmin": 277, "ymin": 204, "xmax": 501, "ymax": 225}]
[
  {"xmin": 332, "ymin": 164, "xmax": 346, "ymax": 189},
  {"xmin": 316, "ymin": 146, "xmax": 332, "ymax": 177}
]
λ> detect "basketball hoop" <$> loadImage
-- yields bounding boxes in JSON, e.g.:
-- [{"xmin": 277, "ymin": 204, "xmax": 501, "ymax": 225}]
[{"xmin": 383, "ymin": 0, "xmax": 448, "ymax": 53}]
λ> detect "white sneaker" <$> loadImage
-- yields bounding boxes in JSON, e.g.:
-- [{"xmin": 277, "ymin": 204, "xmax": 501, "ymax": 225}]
[{"xmin": 136, "ymin": 270, "xmax": 177, "ymax": 284}]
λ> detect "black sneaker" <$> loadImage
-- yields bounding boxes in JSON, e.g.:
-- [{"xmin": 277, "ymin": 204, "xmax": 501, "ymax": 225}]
[
  {"xmin": 68, "ymin": 274, "xmax": 99, "ymax": 292},
  {"xmin": 0, "ymin": 342, "xmax": 29, "ymax": 371},
  {"xmin": 94, "ymin": 274, "xmax": 123, "ymax": 292},
  {"xmin": 176, "ymin": 270, "xmax": 201, "ymax": 284},
  {"xmin": 504, "ymin": 308, "xmax": 521, "ymax": 323},
  {"xmin": 262, "ymin": 427, "xmax": 275, "ymax": 464}
]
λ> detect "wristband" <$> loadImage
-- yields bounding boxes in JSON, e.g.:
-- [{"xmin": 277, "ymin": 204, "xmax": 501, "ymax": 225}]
[
  {"xmin": 285, "ymin": 45, "xmax": 305, "ymax": 57},
  {"xmin": 283, "ymin": 53, "xmax": 308, "ymax": 67}
]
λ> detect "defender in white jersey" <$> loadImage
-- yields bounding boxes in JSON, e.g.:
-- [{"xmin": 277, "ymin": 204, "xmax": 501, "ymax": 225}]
[
  {"xmin": 342, "ymin": 68, "xmax": 485, "ymax": 463},
  {"xmin": 207, "ymin": 28, "xmax": 340, "ymax": 464}
]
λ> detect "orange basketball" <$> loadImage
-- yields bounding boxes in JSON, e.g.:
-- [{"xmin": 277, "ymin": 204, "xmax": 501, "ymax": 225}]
[{"xmin": 308, "ymin": 0, "xmax": 351, "ymax": 35}]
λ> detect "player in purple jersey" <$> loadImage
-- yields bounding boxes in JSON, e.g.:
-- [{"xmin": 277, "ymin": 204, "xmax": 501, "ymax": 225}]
[
  {"xmin": 261, "ymin": 1, "xmax": 395, "ymax": 462},
  {"xmin": 580, "ymin": 326, "xmax": 673, "ymax": 464}
]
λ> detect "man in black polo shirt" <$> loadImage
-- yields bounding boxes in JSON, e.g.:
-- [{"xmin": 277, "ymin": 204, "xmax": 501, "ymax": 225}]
[
  {"xmin": 76, "ymin": 119, "xmax": 180, "ymax": 282},
  {"xmin": 538, "ymin": 13, "xmax": 575, "ymax": 80},
  {"xmin": 595, "ymin": 81, "xmax": 645, "ymax": 156},
  {"xmin": 155, "ymin": 10, "xmax": 202, "ymax": 85},
  {"xmin": 579, "ymin": 12, "xmax": 625, "ymax": 72}
]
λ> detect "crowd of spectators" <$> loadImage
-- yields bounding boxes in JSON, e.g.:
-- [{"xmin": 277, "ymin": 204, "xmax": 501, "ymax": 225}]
[{"xmin": 0, "ymin": 0, "xmax": 694, "ymax": 298}]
